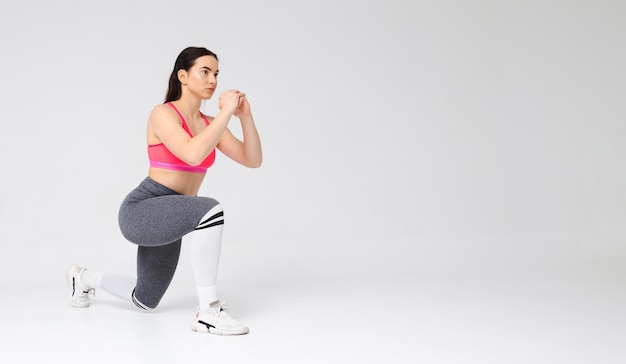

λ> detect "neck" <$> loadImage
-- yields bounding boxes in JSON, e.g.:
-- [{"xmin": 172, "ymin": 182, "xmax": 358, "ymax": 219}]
[{"xmin": 172, "ymin": 95, "xmax": 203, "ymax": 117}]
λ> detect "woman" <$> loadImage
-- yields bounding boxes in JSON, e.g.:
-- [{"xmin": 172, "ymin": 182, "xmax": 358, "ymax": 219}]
[{"xmin": 66, "ymin": 46, "xmax": 262, "ymax": 336}]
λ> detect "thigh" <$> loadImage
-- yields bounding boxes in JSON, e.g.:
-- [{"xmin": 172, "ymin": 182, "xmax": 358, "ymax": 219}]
[{"xmin": 120, "ymin": 193, "xmax": 220, "ymax": 246}]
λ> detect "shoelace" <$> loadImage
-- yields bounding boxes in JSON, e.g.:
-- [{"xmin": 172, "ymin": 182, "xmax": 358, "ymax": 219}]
[
  {"xmin": 211, "ymin": 301, "xmax": 230, "ymax": 317},
  {"xmin": 83, "ymin": 288, "xmax": 96, "ymax": 297}
]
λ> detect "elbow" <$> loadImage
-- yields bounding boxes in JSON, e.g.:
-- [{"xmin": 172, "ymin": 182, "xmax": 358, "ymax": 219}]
[
  {"xmin": 249, "ymin": 158, "xmax": 262, "ymax": 168},
  {"xmin": 246, "ymin": 155, "xmax": 262, "ymax": 168},
  {"xmin": 185, "ymin": 155, "xmax": 206, "ymax": 167},
  {"xmin": 244, "ymin": 149, "xmax": 262, "ymax": 168}
]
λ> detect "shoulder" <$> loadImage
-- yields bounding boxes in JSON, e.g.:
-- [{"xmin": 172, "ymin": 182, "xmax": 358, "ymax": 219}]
[
  {"xmin": 147, "ymin": 104, "xmax": 183, "ymax": 137},
  {"xmin": 149, "ymin": 103, "xmax": 179, "ymax": 123},
  {"xmin": 151, "ymin": 103, "xmax": 175, "ymax": 117}
]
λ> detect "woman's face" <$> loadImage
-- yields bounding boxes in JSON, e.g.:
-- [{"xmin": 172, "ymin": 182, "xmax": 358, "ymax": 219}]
[{"xmin": 181, "ymin": 55, "xmax": 219, "ymax": 100}]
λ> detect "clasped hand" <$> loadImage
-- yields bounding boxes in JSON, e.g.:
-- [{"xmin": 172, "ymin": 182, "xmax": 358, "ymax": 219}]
[{"xmin": 218, "ymin": 89, "xmax": 250, "ymax": 117}]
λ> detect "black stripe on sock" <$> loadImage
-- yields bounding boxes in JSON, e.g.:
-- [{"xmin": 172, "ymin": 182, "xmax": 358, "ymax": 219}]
[
  {"xmin": 194, "ymin": 219, "xmax": 225, "ymax": 230},
  {"xmin": 198, "ymin": 211, "xmax": 224, "ymax": 226}
]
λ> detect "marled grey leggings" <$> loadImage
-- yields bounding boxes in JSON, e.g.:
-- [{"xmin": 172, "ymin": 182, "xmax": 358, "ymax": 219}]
[{"xmin": 118, "ymin": 177, "xmax": 220, "ymax": 308}]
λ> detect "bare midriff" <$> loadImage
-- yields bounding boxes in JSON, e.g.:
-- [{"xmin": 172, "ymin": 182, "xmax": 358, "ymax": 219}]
[{"xmin": 148, "ymin": 167, "xmax": 206, "ymax": 196}]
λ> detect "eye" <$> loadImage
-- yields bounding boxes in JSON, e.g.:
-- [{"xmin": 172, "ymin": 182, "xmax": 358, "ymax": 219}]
[{"xmin": 201, "ymin": 70, "xmax": 209, "ymax": 75}]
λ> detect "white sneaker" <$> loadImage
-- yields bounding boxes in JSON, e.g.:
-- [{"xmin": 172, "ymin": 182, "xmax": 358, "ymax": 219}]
[
  {"xmin": 191, "ymin": 301, "xmax": 249, "ymax": 335},
  {"xmin": 67, "ymin": 264, "xmax": 95, "ymax": 308}
]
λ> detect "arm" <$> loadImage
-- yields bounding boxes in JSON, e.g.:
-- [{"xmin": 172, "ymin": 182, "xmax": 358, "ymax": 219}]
[
  {"xmin": 148, "ymin": 91, "xmax": 242, "ymax": 166},
  {"xmin": 217, "ymin": 96, "xmax": 263, "ymax": 168}
]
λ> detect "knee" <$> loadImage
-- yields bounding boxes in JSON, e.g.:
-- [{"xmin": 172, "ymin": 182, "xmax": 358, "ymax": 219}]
[
  {"xmin": 196, "ymin": 203, "xmax": 224, "ymax": 230},
  {"xmin": 204, "ymin": 198, "xmax": 223, "ymax": 215},
  {"xmin": 132, "ymin": 289, "xmax": 159, "ymax": 312}
]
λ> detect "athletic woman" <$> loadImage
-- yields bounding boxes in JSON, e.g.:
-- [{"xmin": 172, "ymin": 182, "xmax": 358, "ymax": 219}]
[{"xmin": 66, "ymin": 46, "xmax": 262, "ymax": 335}]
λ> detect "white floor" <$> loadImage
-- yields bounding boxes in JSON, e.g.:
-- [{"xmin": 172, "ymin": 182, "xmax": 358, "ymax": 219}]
[{"xmin": 2, "ymin": 245, "xmax": 625, "ymax": 364}]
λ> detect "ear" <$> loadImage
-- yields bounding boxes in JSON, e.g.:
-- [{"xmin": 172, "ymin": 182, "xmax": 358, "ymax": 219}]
[{"xmin": 177, "ymin": 69, "xmax": 188, "ymax": 86}]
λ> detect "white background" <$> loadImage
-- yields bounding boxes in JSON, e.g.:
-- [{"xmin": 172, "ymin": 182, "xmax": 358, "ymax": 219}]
[{"xmin": 0, "ymin": 0, "xmax": 624, "ymax": 363}]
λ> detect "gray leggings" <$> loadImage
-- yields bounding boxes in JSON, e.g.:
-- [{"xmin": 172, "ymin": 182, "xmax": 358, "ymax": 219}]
[{"xmin": 118, "ymin": 177, "xmax": 220, "ymax": 309}]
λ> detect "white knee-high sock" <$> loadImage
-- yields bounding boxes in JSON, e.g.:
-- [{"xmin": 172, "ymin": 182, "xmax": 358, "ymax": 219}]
[
  {"xmin": 191, "ymin": 204, "xmax": 224, "ymax": 311},
  {"xmin": 100, "ymin": 273, "xmax": 136, "ymax": 303},
  {"xmin": 82, "ymin": 270, "xmax": 136, "ymax": 304}
]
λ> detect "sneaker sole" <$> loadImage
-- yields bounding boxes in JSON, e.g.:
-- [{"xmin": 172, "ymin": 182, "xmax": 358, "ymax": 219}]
[{"xmin": 191, "ymin": 320, "xmax": 249, "ymax": 335}]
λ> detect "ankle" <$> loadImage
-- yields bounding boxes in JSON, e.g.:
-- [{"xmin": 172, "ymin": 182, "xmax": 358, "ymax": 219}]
[
  {"xmin": 196, "ymin": 286, "xmax": 218, "ymax": 312},
  {"xmin": 80, "ymin": 269, "xmax": 100, "ymax": 289}
]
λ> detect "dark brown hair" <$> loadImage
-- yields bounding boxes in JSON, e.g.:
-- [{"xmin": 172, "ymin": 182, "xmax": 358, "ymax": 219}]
[{"xmin": 164, "ymin": 47, "xmax": 218, "ymax": 103}]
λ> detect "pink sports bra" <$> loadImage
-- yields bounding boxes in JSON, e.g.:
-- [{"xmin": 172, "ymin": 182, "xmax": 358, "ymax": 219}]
[{"xmin": 148, "ymin": 102, "xmax": 216, "ymax": 173}]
